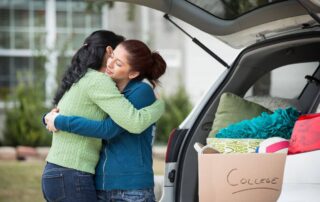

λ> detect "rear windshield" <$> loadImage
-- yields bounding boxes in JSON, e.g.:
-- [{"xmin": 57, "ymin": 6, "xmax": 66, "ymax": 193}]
[{"xmin": 186, "ymin": 0, "xmax": 285, "ymax": 20}]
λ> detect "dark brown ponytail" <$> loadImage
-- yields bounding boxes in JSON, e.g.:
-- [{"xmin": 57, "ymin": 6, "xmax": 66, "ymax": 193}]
[
  {"xmin": 119, "ymin": 40, "xmax": 166, "ymax": 88},
  {"xmin": 147, "ymin": 52, "xmax": 166, "ymax": 87}
]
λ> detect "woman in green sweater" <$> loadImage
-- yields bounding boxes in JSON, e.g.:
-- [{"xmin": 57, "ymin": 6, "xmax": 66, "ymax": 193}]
[{"xmin": 41, "ymin": 30, "xmax": 164, "ymax": 202}]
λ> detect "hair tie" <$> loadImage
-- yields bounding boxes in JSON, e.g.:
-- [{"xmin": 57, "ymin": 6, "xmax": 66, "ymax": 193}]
[{"xmin": 83, "ymin": 43, "xmax": 88, "ymax": 47}]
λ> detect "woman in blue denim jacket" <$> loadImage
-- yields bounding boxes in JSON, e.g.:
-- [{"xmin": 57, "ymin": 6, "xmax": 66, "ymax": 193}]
[{"xmin": 45, "ymin": 39, "xmax": 166, "ymax": 202}]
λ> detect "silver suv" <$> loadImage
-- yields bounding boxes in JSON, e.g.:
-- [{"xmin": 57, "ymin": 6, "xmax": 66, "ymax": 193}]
[{"xmin": 111, "ymin": 0, "xmax": 320, "ymax": 201}]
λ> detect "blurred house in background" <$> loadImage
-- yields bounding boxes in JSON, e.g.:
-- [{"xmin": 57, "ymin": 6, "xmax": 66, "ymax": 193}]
[{"xmin": 0, "ymin": 0, "xmax": 236, "ymax": 139}]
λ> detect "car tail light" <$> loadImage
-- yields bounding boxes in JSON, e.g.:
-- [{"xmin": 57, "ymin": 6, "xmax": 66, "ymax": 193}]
[{"xmin": 165, "ymin": 128, "xmax": 177, "ymax": 163}]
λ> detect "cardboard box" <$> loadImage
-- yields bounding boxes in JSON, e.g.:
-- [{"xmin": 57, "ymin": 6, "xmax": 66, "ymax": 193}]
[{"xmin": 198, "ymin": 153, "xmax": 286, "ymax": 202}]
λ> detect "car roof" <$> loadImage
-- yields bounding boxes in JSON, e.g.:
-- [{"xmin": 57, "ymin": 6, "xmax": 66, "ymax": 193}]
[{"xmin": 112, "ymin": 0, "xmax": 320, "ymax": 48}]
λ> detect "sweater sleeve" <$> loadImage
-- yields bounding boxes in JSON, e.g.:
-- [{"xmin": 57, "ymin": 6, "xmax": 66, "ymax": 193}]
[
  {"xmin": 54, "ymin": 83, "xmax": 157, "ymax": 140},
  {"xmin": 86, "ymin": 74, "xmax": 164, "ymax": 134},
  {"xmin": 54, "ymin": 114, "xmax": 124, "ymax": 139}
]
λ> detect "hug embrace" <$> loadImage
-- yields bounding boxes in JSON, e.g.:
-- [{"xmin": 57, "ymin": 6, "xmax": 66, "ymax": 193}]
[{"xmin": 42, "ymin": 30, "xmax": 167, "ymax": 202}]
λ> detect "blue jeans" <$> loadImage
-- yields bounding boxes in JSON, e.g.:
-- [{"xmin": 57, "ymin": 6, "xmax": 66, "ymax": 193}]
[
  {"xmin": 42, "ymin": 162, "xmax": 97, "ymax": 202},
  {"xmin": 97, "ymin": 189, "xmax": 156, "ymax": 202}
]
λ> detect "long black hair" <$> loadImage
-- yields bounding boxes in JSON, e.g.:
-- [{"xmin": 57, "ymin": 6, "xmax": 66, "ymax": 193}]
[{"xmin": 53, "ymin": 30, "xmax": 125, "ymax": 105}]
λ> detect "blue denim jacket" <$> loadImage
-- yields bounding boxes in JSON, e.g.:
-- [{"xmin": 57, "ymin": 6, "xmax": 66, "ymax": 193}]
[{"xmin": 54, "ymin": 80, "xmax": 156, "ymax": 190}]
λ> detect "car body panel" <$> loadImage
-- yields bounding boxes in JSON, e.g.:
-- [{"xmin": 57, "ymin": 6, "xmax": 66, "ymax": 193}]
[
  {"xmin": 109, "ymin": 0, "xmax": 320, "ymax": 48},
  {"xmin": 278, "ymin": 150, "xmax": 320, "ymax": 202}
]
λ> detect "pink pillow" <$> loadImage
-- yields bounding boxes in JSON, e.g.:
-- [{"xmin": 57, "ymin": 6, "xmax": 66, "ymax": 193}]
[{"xmin": 288, "ymin": 113, "xmax": 320, "ymax": 154}]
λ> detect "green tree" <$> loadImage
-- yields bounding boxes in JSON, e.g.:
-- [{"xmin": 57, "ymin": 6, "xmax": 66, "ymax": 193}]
[
  {"xmin": 3, "ymin": 71, "xmax": 51, "ymax": 147},
  {"xmin": 155, "ymin": 85, "xmax": 192, "ymax": 143}
]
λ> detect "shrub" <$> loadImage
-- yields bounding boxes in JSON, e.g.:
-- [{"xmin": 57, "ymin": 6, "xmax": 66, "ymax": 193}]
[
  {"xmin": 155, "ymin": 85, "xmax": 192, "ymax": 143},
  {"xmin": 3, "ymin": 72, "xmax": 51, "ymax": 147}
]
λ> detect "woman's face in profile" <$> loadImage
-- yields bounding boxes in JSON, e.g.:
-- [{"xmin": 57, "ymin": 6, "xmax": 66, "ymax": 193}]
[{"xmin": 105, "ymin": 45, "xmax": 139, "ymax": 84}]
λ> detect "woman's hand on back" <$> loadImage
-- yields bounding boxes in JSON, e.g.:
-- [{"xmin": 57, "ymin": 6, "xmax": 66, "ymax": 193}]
[{"xmin": 45, "ymin": 109, "xmax": 60, "ymax": 132}]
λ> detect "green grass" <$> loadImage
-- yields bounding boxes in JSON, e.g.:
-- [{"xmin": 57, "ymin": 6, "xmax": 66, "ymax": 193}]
[
  {"xmin": 0, "ymin": 161, "xmax": 45, "ymax": 202},
  {"xmin": 0, "ymin": 158, "xmax": 165, "ymax": 202}
]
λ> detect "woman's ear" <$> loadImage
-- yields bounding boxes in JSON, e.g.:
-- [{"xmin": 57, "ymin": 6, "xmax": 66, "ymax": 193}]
[
  {"xmin": 129, "ymin": 71, "xmax": 140, "ymax": 79},
  {"xmin": 106, "ymin": 46, "xmax": 113, "ymax": 56}
]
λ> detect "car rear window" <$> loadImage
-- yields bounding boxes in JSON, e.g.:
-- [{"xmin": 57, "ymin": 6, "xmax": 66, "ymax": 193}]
[
  {"xmin": 245, "ymin": 62, "xmax": 319, "ymax": 99},
  {"xmin": 186, "ymin": 0, "xmax": 285, "ymax": 20}
]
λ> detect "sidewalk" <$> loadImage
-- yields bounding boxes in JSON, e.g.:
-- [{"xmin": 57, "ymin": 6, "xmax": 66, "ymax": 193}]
[
  {"xmin": 0, "ymin": 146, "xmax": 49, "ymax": 161},
  {"xmin": 0, "ymin": 145, "xmax": 166, "ymax": 161}
]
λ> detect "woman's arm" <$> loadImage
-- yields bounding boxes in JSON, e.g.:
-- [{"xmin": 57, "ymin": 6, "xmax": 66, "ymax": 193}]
[
  {"xmin": 87, "ymin": 74, "xmax": 163, "ymax": 133},
  {"xmin": 51, "ymin": 114, "xmax": 124, "ymax": 140},
  {"xmin": 48, "ymin": 82, "xmax": 157, "ymax": 140},
  {"xmin": 44, "ymin": 111, "xmax": 124, "ymax": 139}
]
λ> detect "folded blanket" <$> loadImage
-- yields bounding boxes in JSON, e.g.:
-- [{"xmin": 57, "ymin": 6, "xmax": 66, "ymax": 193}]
[
  {"xmin": 215, "ymin": 107, "xmax": 299, "ymax": 139},
  {"xmin": 206, "ymin": 138, "xmax": 262, "ymax": 153}
]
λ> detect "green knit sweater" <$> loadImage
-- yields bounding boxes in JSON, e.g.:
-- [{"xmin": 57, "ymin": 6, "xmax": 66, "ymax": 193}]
[{"xmin": 46, "ymin": 69, "xmax": 164, "ymax": 174}]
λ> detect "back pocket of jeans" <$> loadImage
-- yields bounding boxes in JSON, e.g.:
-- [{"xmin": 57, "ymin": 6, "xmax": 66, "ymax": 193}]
[
  {"xmin": 75, "ymin": 172, "xmax": 96, "ymax": 192},
  {"xmin": 42, "ymin": 173, "xmax": 65, "ymax": 201},
  {"xmin": 122, "ymin": 190, "xmax": 146, "ymax": 202}
]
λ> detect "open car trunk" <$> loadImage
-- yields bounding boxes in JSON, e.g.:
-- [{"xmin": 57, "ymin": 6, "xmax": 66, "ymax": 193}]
[{"xmin": 174, "ymin": 31, "xmax": 320, "ymax": 202}]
